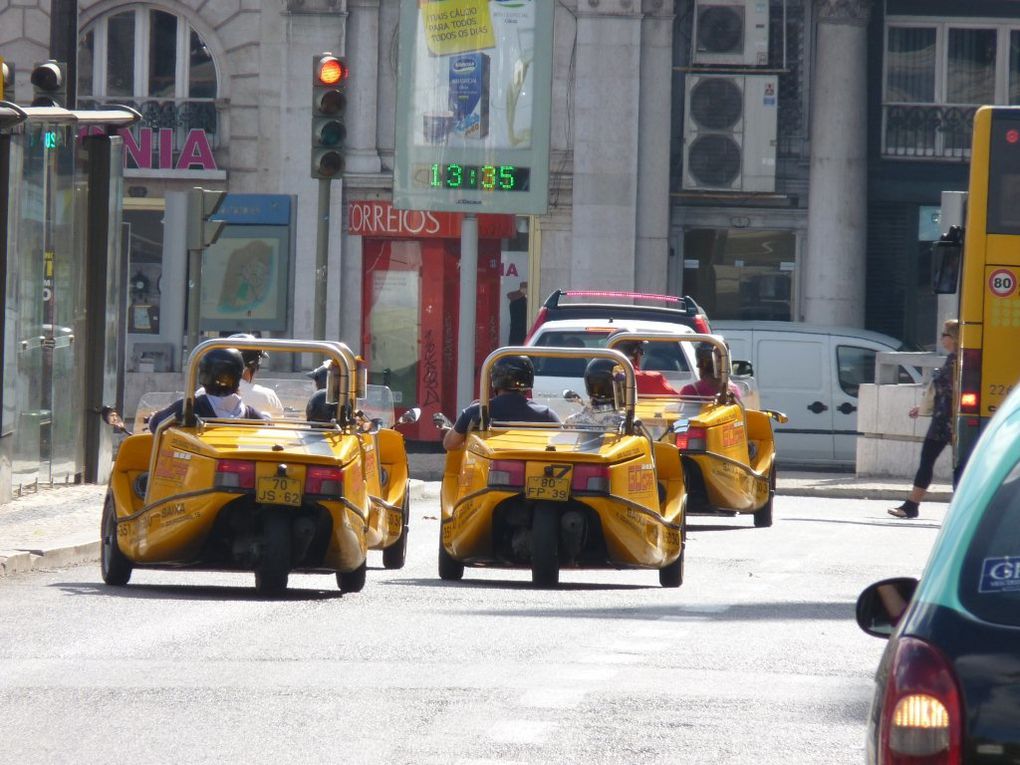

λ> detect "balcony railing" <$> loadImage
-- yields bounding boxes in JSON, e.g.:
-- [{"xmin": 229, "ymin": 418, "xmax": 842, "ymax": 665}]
[
  {"xmin": 79, "ymin": 97, "xmax": 219, "ymax": 145},
  {"xmin": 882, "ymin": 104, "xmax": 977, "ymax": 161}
]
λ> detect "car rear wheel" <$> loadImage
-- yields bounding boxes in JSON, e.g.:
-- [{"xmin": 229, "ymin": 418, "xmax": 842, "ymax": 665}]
[
  {"xmin": 438, "ymin": 534, "xmax": 464, "ymax": 581},
  {"xmin": 382, "ymin": 487, "xmax": 410, "ymax": 570},
  {"xmin": 659, "ymin": 518, "xmax": 686, "ymax": 588},
  {"xmin": 531, "ymin": 504, "xmax": 560, "ymax": 588},
  {"xmin": 100, "ymin": 493, "xmax": 132, "ymax": 586},
  {"xmin": 255, "ymin": 512, "xmax": 291, "ymax": 595},
  {"xmin": 337, "ymin": 559, "xmax": 367, "ymax": 594},
  {"xmin": 753, "ymin": 467, "xmax": 776, "ymax": 528}
]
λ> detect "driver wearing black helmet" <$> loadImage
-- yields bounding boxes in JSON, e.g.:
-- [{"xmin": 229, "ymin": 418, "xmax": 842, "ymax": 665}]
[
  {"xmin": 564, "ymin": 357, "xmax": 626, "ymax": 431},
  {"xmin": 149, "ymin": 348, "xmax": 269, "ymax": 432},
  {"xmin": 442, "ymin": 355, "xmax": 560, "ymax": 450}
]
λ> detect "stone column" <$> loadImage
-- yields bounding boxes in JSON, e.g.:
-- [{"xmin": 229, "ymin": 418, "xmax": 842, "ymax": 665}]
[
  {"xmin": 803, "ymin": 0, "xmax": 871, "ymax": 326},
  {"xmin": 635, "ymin": 0, "xmax": 674, "ymax": 294},
  {"xmin": 570, "ymin": 0, "xmax": 643, "ymax": 290},
  {"xmin": 344, "ymin": 0, "xmax": 382, "ymax": 174}
]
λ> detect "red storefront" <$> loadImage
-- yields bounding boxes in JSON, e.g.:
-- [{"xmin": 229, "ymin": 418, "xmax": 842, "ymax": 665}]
[{"xmin": 350, "ymin": 200, "xmax": 515, "ymax": 441}]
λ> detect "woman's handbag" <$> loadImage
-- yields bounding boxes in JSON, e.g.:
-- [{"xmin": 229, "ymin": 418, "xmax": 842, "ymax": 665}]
[{"xmin": 918, "ymin": 378, "xmax": 936, "ymax": 416}]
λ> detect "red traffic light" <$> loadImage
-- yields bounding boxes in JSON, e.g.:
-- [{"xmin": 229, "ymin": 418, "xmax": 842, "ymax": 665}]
[{"xmin": 317, "ymin": 57, "xmax": 347, "ymax": 86}]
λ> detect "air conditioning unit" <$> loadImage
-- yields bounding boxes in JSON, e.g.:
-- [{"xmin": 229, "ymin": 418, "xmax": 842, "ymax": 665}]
[
  {"xmin": 682, "ymin": 74, "xmax": 777, "ymax": 193},
  {"xmin": 692, "ymin": 0, "xmax": 770, "ymax": 67}
]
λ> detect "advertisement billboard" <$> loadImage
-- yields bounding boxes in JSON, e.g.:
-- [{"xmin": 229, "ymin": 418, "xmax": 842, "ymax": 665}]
[{"xmin": 393, "ymin": 0, "xmax": 554, "ymax": 215}]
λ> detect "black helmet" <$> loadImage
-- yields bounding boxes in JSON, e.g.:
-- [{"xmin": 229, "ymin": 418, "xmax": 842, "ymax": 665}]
[
  {"xmin": 199, "ymin": 348, "xmax": 244, "ymax": 396},
  {"xmin": 491, "ymin": 355, "xmax": 534, "ymax": 392},
  {"xmin": 584, "ymin": 357, "xmax": 617, "ymax": 404},
  {"xmin": 305, "ymin": 361, "xmax": 331, "ymax": 390},
  {"xmin": 305, "ymin": 389, "xmax": 334, "ymax": 423},
  {"xmin": 228, "ymin": 333, "xmax": 268, "ymax": 371}
]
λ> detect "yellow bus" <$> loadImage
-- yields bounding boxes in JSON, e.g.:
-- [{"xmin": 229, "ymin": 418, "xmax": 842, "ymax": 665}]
[{"xmin": 934, "ymin": 106, "xmax": 1020, "ymax": 474}]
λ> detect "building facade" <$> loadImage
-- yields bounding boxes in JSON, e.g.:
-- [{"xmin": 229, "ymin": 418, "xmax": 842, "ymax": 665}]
[{"xmin": 5, "ymin": 0, "xmax": 1018, "ymax": 446}]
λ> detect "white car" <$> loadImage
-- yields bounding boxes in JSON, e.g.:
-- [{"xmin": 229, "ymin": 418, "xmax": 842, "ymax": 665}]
[{"xmin": 524, "ymin": 317, "xmax": 703, "ymax": 418}]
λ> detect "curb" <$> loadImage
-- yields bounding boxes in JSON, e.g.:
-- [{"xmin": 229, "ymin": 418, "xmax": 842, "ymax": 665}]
[
  {"xmin": 0, "ymin": 541, "xmax": 100, "ymax": 578},
  {"xmin": 778, "ymin": 485, "xmax": 951, "ymax": 503}
]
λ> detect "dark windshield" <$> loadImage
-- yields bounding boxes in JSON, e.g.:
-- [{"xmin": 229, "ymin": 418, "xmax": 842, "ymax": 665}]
[{"xmin": 959, "ymin": 458, "xmax": 1020, "ymax": 627}]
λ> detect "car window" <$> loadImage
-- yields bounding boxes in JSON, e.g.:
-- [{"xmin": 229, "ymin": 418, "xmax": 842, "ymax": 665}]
[
  {"xmin": 531, "ymin": 330, "xmax": 609, "ymax": 377},
  {"xmin": 836, "ymin": 345, "xmax": 877, "ymax": 397},
  {"xmin": 959, "ymin": 457, "xmax": 1020, "ymax": 627},
  {"xmin": 642, "ymin": 340, "xmax": 693, "ymax": 373}
]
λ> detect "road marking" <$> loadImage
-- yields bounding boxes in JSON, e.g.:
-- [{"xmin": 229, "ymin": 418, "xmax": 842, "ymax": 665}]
[
  {"xmin": 486, "ymin": 719, "xmax": 553, "ymax": 744},
  {"xmin": 518, "ymin": 687, "xmax": 585, "ymax": 709}
]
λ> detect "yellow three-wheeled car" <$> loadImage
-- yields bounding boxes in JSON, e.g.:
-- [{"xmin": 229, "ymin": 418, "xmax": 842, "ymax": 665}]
[
  {"xmin": 608, "ymin": 332, "xmax": 787, "ymax": 527},
  {"xmin": 438, "ymin": 346, "xmax": 688, "ymax": 588},
  {"xmin": 101, "ymin": 338, "xmax": 408, "ymax": 594}
]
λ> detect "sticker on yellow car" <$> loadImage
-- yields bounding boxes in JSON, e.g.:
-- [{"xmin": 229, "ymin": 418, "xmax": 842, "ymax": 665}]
[{"xmin": 525, "ymin": 463, "xmax": 573, "ymax": 502}]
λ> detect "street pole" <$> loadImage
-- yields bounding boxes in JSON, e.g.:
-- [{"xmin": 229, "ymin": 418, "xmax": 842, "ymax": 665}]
[
  {"xmin": 456, "ymin": 214, "xmax": 479, "ymax": 412},
  {"xmin": 48, "ymin": 0, "xmax": 77, "ymax": 108},
  {"xmin": 314, "ymin": 177, "xmax": 330, "ymax": 340}
]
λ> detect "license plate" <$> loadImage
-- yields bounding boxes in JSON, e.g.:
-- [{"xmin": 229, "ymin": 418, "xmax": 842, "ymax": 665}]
[
  {"xmin": 525, "ymin": 463, "xmax": 572, "ymax": 502},
  {"xmin": 256, "ymin": 475, "xmax": 302, "ymax": 507}
]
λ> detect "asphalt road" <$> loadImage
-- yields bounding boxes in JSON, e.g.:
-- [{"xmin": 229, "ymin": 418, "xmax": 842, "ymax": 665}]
[{"xmin": 0, "ymin": 491, "xmax": 945, "ymax": 764}]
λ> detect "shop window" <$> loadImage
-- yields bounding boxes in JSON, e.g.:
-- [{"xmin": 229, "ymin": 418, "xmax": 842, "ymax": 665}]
[
  {"xmin": 681, "ymin": 228, "xmax": 795, "ymax": 322},
  {"xmin": 124, "ymin": 207, "xmax": 165, "ymax": 336}
]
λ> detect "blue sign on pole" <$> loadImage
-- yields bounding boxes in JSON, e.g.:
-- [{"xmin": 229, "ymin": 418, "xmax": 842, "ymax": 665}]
[{"xmin": 212, "ymin": 194, "xmax": 291, "ymax": 226}]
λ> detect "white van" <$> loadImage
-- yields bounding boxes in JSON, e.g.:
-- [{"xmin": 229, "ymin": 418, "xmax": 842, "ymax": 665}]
[{"xmin": 711, "ymin": 321, "xmax": 919, "ymax": 467}]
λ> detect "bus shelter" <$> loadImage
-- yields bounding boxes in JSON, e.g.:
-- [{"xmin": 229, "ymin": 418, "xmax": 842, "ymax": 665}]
[{"xmin": 0, "ymin": 101, "xmax": 138, "ymax": 501}]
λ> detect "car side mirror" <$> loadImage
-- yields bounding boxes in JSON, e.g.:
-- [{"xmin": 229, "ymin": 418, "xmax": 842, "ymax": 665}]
[
  {"xmin": 855, "ymin": 576, "xmax": 919, "ymax": 638},
  {"xmin": 932, "ymin": 229, "xmax": 962, "ymax": 295},
  {"xmin": 398, "ymin": 407, "xmax": 421, "ymax": 425},
  {"xmin": 101, "ymin": 406, "xmax": 132, "ymax": 435},
  {"xmin": 732, "ymin": 360, "xmax": 754, "ymax": 378},
  {"xmin": 562, "ymin": 389, "xmax": 582, "ymax": 403}
]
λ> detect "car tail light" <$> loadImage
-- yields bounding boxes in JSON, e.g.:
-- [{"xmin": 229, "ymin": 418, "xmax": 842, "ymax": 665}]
[
  {"xmin": 488, "ymin": 460, "xmax": 525, "ymax": 488},
  {"xmin": 522, "ymin": 308, "xmax": 548, "ymax": 344},
  {"xmin": 959, "ymin": 349, "xmax": 980, "ymax": 414},
  {"xmin": 215, "ymin": 459, "xmax": 256, "ymax": 489},
  {"xmin": 305, "ymin": 465, "xmax": 343, "ymax": 497},
  {"xmin": 675, "ymin": 426, "xmax": 707, "ymax": 451},
  {"xmin": 879, "ymin": 637, "xmax": 962, "ymax": 765},
  {"xmin": 692, "ymin": 315, "xmax": 711, "ymax": 333},
  {"xmin": 572, "ymin": 464, "xmax": 609, "ymax": 492}
]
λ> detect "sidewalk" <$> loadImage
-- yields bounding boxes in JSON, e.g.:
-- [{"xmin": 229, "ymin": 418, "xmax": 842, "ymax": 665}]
[{"xmin": 0, "ymin": 463, "xmax": 951, "ymax": 578}]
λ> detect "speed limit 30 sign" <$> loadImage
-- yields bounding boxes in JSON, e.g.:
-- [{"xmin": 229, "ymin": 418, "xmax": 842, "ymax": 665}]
[{"xmin": 989, "ymin": 268, "xmax": 1018, "ymax": 298}]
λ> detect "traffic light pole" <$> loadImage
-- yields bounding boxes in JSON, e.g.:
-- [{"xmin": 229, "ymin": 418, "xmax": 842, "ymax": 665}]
[
  {"xmin": 456, "ymin": 214, "xmax": 479, "ymax": 412},
  {"xmin": 48, "ymin": 0, "xmax": 77, "ymax": 108},
  {"xmin": 313, "ymin": 177, "xmax": 330, "ymax": 340}
]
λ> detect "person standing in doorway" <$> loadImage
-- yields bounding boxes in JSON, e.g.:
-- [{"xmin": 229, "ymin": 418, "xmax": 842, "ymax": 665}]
[
  {"xmin": 889, "ymin": 319, "xmax": 959, "ymax": 519},
  {"xmin": 506, "ymin": 281, "xmax": 528, "ymax": 345}
]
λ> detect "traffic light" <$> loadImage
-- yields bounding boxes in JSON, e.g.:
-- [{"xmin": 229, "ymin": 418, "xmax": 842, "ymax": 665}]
[
  {"xmin": 311, "ymin": 53, "xmax": 348, "ymax": 179},
  {"xmin": 186, "ymin": 187, "xmax": 227, "ymax": 250},
  {"xmin": 0, "ymin": 56, "xmax": 13, "ymax": 102},
  {"xmin": 30, "ymin": 60, "xmax": 67, "ymax": 107}
]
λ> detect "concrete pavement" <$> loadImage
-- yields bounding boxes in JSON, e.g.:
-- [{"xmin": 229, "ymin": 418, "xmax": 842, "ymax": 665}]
[{"xmin": 0, "ymin": 457, "xmax": 951, "ymax": 578}]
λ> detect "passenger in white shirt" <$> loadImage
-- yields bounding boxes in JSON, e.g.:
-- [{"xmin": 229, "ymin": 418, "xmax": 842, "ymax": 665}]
[
  {"xmin": 229, "ymin": 333, "xmax": 283, "ymax": 416},
  {"xmin": 197, "ymin": 334, "xmax": 283, "ymax": 416}
]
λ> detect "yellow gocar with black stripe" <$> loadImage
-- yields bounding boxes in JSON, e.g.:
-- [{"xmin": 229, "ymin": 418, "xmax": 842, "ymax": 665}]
[
  {"xmin": 608, "ymin": 332, "xmax": 787, "ymax": 528},
  {"xmin": 101, "ymin": 338, "xmax": 388, "ymax": 595},
  {"xmin": 438, "ymin": 346, "xmax": 687, "ymax": 588}
]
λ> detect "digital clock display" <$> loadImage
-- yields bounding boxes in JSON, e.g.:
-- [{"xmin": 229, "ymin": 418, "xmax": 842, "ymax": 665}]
[{"xmin": 414, "ymin": 163, "xmax": 531, "ymax": 192}]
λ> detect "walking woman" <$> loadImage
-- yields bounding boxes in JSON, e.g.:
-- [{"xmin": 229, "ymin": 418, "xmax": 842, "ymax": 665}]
[{"xmin": 888, "ymin": 319, "xmax": 958, "ymax": 519}]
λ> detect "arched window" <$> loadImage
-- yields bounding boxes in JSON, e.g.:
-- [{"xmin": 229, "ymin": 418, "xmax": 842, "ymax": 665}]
[{"xmin": 78, "ymin": 7, "xmax": 219, "ymax": 159}]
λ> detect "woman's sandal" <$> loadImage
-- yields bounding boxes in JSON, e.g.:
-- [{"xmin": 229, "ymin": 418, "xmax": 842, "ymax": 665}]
[{"xmin": 887, "ymin": 506, "xmax": 919, "ymax": 519}]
